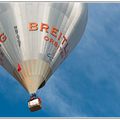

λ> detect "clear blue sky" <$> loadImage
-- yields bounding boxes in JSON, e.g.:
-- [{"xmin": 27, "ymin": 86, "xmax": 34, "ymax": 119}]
[{"xmin": 0, "ymin": 3, "xmax": 120, "ymax": 117}]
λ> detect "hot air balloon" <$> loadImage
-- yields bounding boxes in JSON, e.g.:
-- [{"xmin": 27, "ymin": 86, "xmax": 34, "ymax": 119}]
[{"xmin": 0, "ymin": 2, "xmax": 88, "ymax": 112}]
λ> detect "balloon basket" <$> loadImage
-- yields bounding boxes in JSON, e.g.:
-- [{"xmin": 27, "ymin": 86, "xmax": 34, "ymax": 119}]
[{"xmin": 28, "ymin": 97, "xmax": 42, "ymax": 112}]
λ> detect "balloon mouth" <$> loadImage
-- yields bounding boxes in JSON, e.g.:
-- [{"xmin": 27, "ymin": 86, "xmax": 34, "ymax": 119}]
[{"xmin": 28, "ymin": 94, "xmax": 42, "ymax": 112}]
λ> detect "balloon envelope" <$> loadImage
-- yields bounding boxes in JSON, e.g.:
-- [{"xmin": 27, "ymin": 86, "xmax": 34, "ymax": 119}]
[{"xmin": 0, "ymin": 2, "xmax": 88, "ymax": 94}]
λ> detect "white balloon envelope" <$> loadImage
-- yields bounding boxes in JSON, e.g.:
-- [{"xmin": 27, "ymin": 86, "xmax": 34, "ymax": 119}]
[{"xmin": 0, "ymin": 2, "xmax": 88, "ymax": 111}]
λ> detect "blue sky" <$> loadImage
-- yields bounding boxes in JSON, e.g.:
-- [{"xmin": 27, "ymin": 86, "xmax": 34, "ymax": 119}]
[{"xmin": 0, "ymin": 3, "xmax": 120, "ymax": 117}]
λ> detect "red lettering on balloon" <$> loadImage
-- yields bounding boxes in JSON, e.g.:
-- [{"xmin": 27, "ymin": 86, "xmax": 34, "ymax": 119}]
[{"xmin": 0, "ymin": 33, "xmax": 7, "ymax": 43}]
